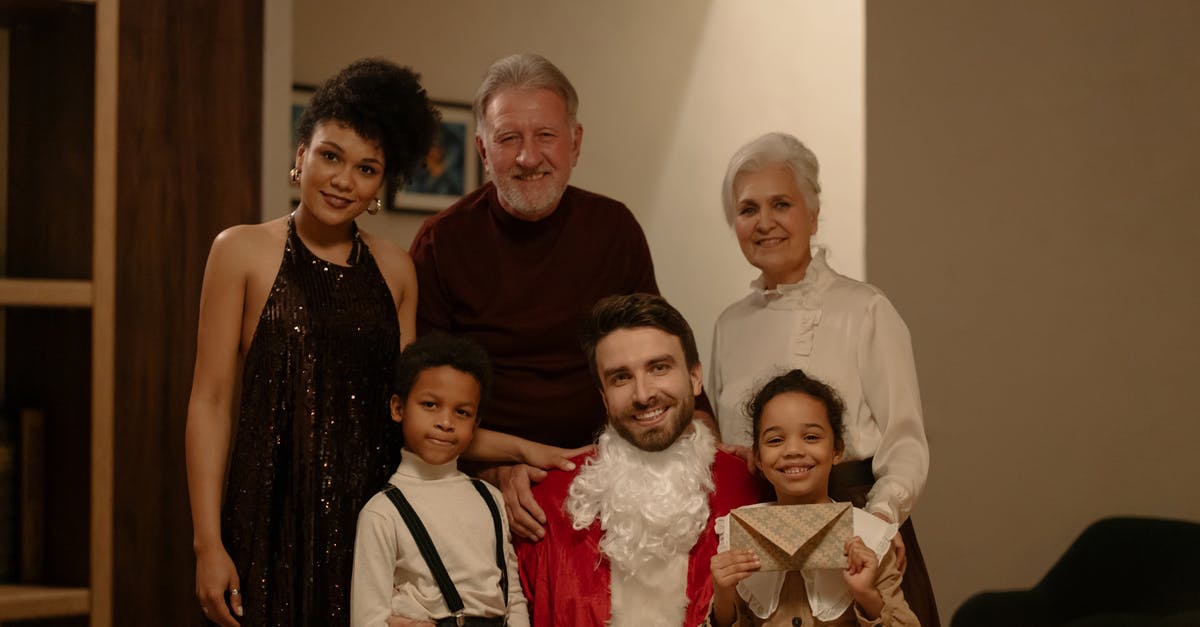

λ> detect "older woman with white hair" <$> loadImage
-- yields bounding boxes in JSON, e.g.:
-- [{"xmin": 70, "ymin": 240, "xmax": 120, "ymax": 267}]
[{"xmin": 709, "ymin": 132, "xmax": 939, "ymax": 626}]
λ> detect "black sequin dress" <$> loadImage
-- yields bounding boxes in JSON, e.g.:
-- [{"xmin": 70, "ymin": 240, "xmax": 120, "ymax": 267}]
[{"xmin": 222, "ymin": 216, "xmax": 401, "ymax": 626}]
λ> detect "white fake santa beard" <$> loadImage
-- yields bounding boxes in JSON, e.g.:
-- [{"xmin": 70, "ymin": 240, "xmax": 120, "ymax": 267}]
[{"xmin": 566, "ymin": 424, "xmax": 716, "ymax": 627}]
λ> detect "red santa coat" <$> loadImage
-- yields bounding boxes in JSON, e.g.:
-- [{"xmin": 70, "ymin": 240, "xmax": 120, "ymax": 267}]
[{"xmin": 515, "ymin": 450, "xmax": 771, "ymax": 627}]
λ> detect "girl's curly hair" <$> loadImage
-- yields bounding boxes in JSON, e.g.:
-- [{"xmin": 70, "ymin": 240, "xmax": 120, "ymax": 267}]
[{"xmin": 746, "ymin": 369, "xmax": 846, "ymax": 454}]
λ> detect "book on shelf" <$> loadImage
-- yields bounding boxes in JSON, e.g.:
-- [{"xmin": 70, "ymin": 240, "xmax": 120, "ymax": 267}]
[
  {"xmin": 0, "ymin": 405, "xmax": 47, "ymax": 583},
  {"xmin": 0, "ymin": 406, "xmax": 15, "ymax": 581},
  {"xmin": 20, "ymin": 406, "xmax": 45, "ymax": 582}
]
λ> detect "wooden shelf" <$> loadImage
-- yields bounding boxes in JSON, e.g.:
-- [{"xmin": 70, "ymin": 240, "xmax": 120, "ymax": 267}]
[
  {"xmin": 0, "ymin": 278, "xmax": 93, "ymax": 308},
  {"xmin": 1, "ymin": 0, "xmax": 113, "ymax": 625},
  {"xmin": 0, "ymin": 584, "xmax": 90, "ymax": 620}
]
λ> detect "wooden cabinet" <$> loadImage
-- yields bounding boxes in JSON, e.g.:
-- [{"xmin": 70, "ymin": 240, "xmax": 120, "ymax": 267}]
[
  {"xmin": 0, "ymin": 1, "xmax": 115, "ymax": 625},
  {"xmin": 1, "ymin": 1, "xmax": 260, "ymax": 624}
]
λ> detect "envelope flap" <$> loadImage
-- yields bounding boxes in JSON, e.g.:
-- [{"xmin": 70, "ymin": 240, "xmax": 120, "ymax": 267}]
[{"xmin": 731, "ymin": 502, "xmax": 851, "ymax": 555}]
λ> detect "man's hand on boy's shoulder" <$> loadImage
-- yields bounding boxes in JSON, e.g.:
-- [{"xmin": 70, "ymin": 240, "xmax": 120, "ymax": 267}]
[
  {"xmin": 489, "ymin": 443, "xmax": 594, "ymax": 542},
  {"xmin": 497, "ymin": 463, "xmax": 549, "ymax": 541}
]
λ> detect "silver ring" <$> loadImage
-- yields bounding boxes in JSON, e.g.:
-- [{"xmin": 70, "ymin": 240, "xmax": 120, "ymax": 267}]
[{"xmin": 230, "ymin": 588, "xmax": 240, "ymax": 596}]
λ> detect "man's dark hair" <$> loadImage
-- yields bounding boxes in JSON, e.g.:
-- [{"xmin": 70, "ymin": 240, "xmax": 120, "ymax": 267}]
[
  {"xmin": 296, "ymin": 58, "xmax": 441, "ymax": 190},
  {"xmin": 579, "ymin": 293, "xmax": 700, "ymax": 382},
  {"xmin": 392, "ymin": 333, "xmax": 493, "ymax": 410},
  {"xmin": 745, "ymin": 369, "xmax": 846, "ymax": 454}
]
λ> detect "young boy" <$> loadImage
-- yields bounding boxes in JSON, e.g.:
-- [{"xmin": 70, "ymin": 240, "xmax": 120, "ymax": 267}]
[{"xmin": 350, "ymin": 333, "xmax": 529, "ymax": 627}]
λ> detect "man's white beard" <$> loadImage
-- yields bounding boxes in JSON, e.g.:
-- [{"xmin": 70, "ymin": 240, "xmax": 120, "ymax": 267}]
[
  {"xmin": 492, "ymin": 171, "xmax": 565, "ymax": 220},
  {"xmin": 565, "ymin": 424, "xmax": 716, "ymax": 626}
]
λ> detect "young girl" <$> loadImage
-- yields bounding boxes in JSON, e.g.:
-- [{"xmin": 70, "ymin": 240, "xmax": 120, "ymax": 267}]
[
  {"xmin": 709, "ymin": 370, "xmax": 919, "ymax": 626},
  {"xmin": 351, "ymin": 333, "xmax": 528, "ymax": 627}
]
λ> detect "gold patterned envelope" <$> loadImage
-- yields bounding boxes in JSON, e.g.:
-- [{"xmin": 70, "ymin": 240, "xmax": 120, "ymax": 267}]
[{"xmin": 728, "ymin": 503, "xmax": 852, "ymax": 571}]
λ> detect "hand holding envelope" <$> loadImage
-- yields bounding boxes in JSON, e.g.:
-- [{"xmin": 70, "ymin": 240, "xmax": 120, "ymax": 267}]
[{"xmin": 727, "ymin": 502, "xmax": 852, "ymax": 571}]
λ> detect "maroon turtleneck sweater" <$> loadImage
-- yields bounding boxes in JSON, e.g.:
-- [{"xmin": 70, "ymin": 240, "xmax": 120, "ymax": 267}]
[{"xmin": 410, "ymin": 182, "xmax": 710, "ymax": 448}]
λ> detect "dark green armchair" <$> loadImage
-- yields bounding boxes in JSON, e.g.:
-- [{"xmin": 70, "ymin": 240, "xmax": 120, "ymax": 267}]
[{"xmin": 951, "ymin": 517, "xmax": 1200, "ymax": 627}]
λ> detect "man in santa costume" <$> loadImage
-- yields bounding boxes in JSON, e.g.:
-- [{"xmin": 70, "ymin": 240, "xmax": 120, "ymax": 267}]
[{"xmin": 516, "ymin": 293, "xmax": 769, "ymax": 626}]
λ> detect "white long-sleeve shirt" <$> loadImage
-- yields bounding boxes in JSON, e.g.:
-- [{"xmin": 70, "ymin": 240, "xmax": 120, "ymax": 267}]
[
  {"xmin": 710, "ymin": 249, "xmax": 930, "ymax": 523},
  {"xmin": 350, "ymin": 450, "xmax": 529, "ymax": 627}
]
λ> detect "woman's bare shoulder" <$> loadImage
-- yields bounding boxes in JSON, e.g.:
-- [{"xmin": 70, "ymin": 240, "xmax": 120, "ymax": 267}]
[
  {"xmin": 360, "ymin": 230, "xmax": 415, "ymax": 280},
  {"xmin": 208, "ymin": 217, "xmax": 288, "ymax": 268},
  {"xmin": 214, "ymin": 216, "xmax": 286, "ymax": 244}
]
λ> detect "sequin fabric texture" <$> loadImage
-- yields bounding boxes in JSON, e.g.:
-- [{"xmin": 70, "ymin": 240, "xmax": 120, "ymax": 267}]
[{"xmin": 222, "ymin": 216, "xmax": 400, "ymax": 626}]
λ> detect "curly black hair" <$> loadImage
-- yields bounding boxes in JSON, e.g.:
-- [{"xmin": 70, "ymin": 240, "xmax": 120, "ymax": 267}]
[
  {"xmin": 296, "ymin": 58, "xmax": 441, "ymax": 190},
  {"xmin": 392, "ymin": 333, "xmax": 493, "ymax": 412},
  {"xmin": 745, "ymin": 369, "xmax": 846, "ymax": 454}
]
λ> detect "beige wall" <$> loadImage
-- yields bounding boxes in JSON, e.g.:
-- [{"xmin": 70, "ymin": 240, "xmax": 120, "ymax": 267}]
[
  {"xmin": 261, "ymin": 0, "xmax": 293, "ymax": 220},
  {"xmin": 866, "ymin": 0, "xmax": 1200, "ymax": 618},
  {"xmin": 269, "ymin": 1, "xmax": 1200, "ymax": 620},
  {"xmin": 281, "ymin": 0, "xmax": 866, "ymax": 367}
]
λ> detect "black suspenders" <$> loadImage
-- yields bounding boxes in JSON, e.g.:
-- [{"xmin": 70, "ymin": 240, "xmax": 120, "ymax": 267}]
[
  {"xmin": 471, "ymin": 480, "xmax": 510, "ymax": 604},
  {"xmin": 382, "ymin": 479, "xmax": 508, "ymax": 626}
]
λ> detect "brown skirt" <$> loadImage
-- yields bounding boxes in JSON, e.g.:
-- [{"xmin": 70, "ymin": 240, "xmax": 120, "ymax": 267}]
[{"xmin": 830, "ymin": 458, "xmax": 940, "ymax": 627}]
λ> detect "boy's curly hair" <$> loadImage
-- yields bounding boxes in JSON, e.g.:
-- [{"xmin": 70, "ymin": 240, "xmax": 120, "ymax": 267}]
[
  {"xmin": 392, "ymin": 333, "xmax": 492, "ymax": 412},
  {"xmin": 296, "ymin": 58, "xmax": 441, "ymax": 190}
]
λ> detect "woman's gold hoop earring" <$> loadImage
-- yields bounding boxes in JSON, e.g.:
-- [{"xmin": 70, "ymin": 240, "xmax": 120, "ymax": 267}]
[
  {"xmin": 289, "ymin": 167, "xmax": 301, "ymax": 184},
  {"xmin": 367, "ymin": 198, "xmax": 382, "ymax": 215}
]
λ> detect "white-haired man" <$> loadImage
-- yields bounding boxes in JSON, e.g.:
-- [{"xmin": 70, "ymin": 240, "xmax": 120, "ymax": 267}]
[{"xmin": 410, "ymin": 54, "xmax": 717, "ymax": 540}]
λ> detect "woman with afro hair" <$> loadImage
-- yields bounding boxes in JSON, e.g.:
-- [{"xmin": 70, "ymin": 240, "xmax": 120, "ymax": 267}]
[{"xmin": 185, "ymin": 59, "xmax": 439, "ymax": 626}]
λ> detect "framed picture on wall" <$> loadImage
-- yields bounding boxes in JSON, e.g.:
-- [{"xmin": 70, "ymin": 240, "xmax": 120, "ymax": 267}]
[{"xmin": 390, "ymin": 101, "xmax": 481, "ymax": 213}]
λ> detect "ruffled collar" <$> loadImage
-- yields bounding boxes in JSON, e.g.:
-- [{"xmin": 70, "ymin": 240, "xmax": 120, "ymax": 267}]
[
  {"xmin": 747, "ymin": 248, "xmax": 832, "ymax": 356},
  {"xmin": 751, "ymin": 247, "xmax": 833, "ymax": 299},
  {"xmin": 395, "ymin": 448, "xmax": 460, "ymax": 481}
]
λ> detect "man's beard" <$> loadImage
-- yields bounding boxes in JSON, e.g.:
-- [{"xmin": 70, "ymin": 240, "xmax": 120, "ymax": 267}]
[
  {"xmin": 612, "ymin": 392, "xmax": 695, "ymax": 453},
  {"xmin": 492, "ymin": 169, "xmax": 566, "ymax": 220},
  {"xmin": 565, "ymin": 424, "xmax": 716, "ymax": 576}
]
